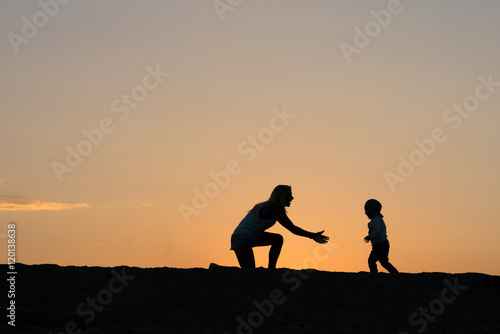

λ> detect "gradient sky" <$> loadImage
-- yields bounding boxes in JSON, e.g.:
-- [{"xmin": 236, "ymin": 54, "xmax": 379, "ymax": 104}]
[{"xmin": 1, "ymin": 0, "xmax": 499, "ymax": 275}]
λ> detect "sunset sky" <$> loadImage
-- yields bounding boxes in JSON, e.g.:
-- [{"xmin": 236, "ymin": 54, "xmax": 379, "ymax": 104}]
[{"xmin": 1, "ymin": 1, "xmax": 499, "ymax": 275}]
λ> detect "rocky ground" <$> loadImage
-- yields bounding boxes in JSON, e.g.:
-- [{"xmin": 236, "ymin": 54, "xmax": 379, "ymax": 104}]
[{"xmin": 1, "ymin": 264, "xmax": 500, "ymax": 333}]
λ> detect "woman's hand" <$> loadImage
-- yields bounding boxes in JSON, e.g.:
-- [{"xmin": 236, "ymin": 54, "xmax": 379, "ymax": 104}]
[
  {"xmin": 364, "ymin": 235, "xmax": 371, "ymax": 243},
  {"xmin": 313, "ymin": 230, "xmax": 329, "ymax": 244}
]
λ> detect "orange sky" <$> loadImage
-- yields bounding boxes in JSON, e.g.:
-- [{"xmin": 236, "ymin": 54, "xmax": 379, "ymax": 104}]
[{"xmin": 1, "ymin": 1, "xmax": 499, "ymax": 275}]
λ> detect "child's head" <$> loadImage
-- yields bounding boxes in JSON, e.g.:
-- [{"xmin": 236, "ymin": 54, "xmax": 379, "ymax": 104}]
[{"xmin": 364, "ymin": 199, "xmax": 383, "ymax": 218}]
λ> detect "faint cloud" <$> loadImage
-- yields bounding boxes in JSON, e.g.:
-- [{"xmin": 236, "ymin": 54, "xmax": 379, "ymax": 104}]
[
  {"xmin": 0, "ymin": 195, "xmax": 89, "ymax": 211},
  {"xmin": 142, "ymin": 203, "xmax": 152, "ymax": 207}
]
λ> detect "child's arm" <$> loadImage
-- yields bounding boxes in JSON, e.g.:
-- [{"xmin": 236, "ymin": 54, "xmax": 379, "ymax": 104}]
[
  {"xmin": 364, "ymin": 223, "xmax": 375, "ymax": 243},
  {"xmin": 367, "ymin": 219, "xmax": 382, "ymax": 241}
]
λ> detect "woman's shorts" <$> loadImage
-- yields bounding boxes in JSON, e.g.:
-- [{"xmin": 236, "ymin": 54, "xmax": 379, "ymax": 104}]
[{"xmin": 230, "ymin": 234, "xmax": 255, "ymax": 250}]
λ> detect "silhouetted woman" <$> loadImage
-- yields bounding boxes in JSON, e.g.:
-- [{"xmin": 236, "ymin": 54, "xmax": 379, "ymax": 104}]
[{"xmin": 230, "ymin": 185, "xmax": 329, "ymax": 269}]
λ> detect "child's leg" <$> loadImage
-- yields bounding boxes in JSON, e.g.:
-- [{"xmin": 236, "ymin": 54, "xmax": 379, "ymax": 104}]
[
  {"xmin": 380, "ymin": 260, "xmax": 399, "ymax": 274},
  {"xmin": 368, "ymin": 249, "xmax": 378, "ymax": 273},
  {"xmin": 369, "ymin": 241, "xmax": 394, "ymax": 274},
  {"xmin": 378, "ymin": 241, "xmax": 399, "ymax": 274}
]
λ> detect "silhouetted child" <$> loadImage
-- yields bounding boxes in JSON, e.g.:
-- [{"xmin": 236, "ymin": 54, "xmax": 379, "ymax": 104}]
[{"xmin": 363, "ymin": 199, "xmax": 399, "ymax": 274}]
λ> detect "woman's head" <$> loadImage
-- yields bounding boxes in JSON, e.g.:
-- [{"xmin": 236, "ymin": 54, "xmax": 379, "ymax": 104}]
[
  {"xmin": 364, "ymin": 199, "xmax": 383, "ymax": 218},
  {"xmin": 269, "ymin": 185, "xmax": 293, "ymax": 207}
]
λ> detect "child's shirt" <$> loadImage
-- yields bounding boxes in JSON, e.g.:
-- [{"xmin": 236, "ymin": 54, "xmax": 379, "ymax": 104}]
[{"xmin": 368, "ymin": 214, "xmax": 388, "ymax": 245}]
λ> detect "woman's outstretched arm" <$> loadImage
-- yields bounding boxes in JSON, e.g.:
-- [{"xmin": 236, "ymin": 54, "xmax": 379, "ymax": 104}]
[{"xmin": 265, "ymin": 202, "xmax": 329, "ymax": 243}]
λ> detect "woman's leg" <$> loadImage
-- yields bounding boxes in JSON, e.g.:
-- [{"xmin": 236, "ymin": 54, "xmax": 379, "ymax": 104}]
[
  {"xmin": 234, "ymin": 245, "xmax": 256, "ymax": 269},
  {"xmin": 253, "ymin": 232, "xmax": 284, "ymax": 269}
]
